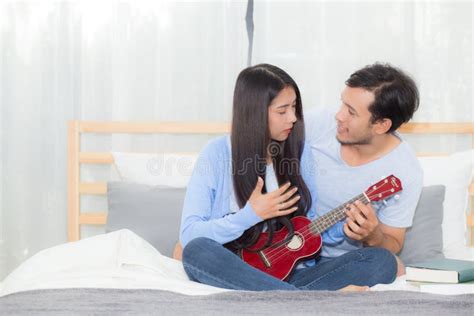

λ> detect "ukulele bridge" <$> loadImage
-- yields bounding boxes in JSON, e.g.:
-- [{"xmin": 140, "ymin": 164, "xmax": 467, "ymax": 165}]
[{"xmin": 258, "ymin": 251, "xmax": 271, "ymax": 268}]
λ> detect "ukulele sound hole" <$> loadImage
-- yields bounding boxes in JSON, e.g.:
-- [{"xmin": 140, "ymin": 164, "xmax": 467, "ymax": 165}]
[{"xmin": 286, "ymin": 234, "xmax": 303, "ymax": 251}]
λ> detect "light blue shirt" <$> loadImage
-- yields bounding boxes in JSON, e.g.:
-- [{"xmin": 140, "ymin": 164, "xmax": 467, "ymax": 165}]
[
  {"xmin": 180, "ymin": 135, "xmax": 345, "ymax": 249},
  {"xmin": 305, "ymin": 107, "xmax": 423, "ymax": 258}
]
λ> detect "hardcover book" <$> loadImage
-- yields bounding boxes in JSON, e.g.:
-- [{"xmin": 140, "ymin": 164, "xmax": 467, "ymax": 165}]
[{"xmin": 406, "ymin": 259, "xmax": 474, "ymax": 283}]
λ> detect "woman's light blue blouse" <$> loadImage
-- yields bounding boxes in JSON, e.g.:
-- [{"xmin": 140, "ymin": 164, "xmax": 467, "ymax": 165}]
[{"xmin": 179, "ymin": 135, "xmax": 345, "ymax": 248}]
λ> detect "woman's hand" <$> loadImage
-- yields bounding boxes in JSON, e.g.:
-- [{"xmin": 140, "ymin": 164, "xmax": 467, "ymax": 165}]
[{"xmin": 249, "ymin": 177, "xmax": 300, "ymax": 220}]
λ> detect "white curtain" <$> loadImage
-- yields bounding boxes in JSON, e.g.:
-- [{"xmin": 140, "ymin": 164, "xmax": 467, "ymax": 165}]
[
  {"xmin": 252, "ymin": 0, "xmax": 472, "ymax": 151},
  {"xmin": 0, "ymin": 0, "xmax": 249, "ymax": 280},
  {"xmin": 0, "ymin": 0, "xmax": 472, "ymax": 280}
]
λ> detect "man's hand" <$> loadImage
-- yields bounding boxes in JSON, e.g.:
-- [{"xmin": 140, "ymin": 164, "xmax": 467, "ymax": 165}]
[
  {"xmin": 343, "ymin": 200, "xmax": 406, "ymax": 254},
  {"xmin": 343, "ymin": 200, "xmax": 382, "ymax": 244}
]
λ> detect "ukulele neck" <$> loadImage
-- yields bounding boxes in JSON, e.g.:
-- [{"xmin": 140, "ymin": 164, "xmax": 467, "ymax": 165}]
[{"xmin": 309, "ymin": 193, "xmax": 370, "ymax": 235}]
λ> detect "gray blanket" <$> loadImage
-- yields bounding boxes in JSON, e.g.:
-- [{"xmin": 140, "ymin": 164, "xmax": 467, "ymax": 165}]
[{"xmin": 0, "ymin": 288, "xmax": 472, "ymax": 315}]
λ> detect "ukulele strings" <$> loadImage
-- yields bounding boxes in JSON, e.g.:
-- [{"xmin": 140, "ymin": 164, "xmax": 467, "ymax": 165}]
[
  {"xmin": 263, "ymin": 188, "xmax": 392, "ymax": 265},
  {"xmin": 263, "ymin": 187, "xmax": 395, "ymax": 265},
  {"xmin": 262, "ymin": 190, "xmax": 376, "ymax": 260},
  {"xmin": 263, "ymin": 187, "xmax": 395, "ymax": 264},
  {"xmin": 261, "ymin": 187, "xmax": 396, "ymax": 265},
  {"xmin": 263, "ymin": 195, "xmax": 369, "ymax": 263}
]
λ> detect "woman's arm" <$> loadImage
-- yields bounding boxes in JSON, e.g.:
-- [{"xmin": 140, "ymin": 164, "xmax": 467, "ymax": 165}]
[{"xmin": 179, "ymin": 140, "xmax": 262, "ymax": 248}]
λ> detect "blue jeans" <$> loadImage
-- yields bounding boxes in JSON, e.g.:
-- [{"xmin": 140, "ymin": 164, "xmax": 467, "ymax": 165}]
[{"xmin": 182, "ymin": 237, "xmax": 397, "ymax": 291}]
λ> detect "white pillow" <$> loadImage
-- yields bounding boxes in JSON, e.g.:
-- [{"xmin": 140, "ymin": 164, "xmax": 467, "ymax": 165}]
[
  {"xmin": 417, "ymin": 150, "xmax": 473, "ymax": 250},
  {"xmin": 443, "ymin": 244, "xmax": 474, "ymax": 261},
  {"xmin": 112, "ymin": 152, "xmax": 198, "ymax": 188}
]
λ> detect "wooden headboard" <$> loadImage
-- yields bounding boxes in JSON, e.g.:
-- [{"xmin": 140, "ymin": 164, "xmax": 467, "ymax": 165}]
[{"xmin": 67, "ymin": 121, "xmax": 474, "ymax": 245}]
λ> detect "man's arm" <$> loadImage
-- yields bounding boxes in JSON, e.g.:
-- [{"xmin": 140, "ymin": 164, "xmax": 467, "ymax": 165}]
[
  {"xmin": 361, "ymin": 223, "xmax": 406, "ymax": 254},
  {"xmin": 343, "ymin": 200, "xmax": 406, "ymax": 254}
]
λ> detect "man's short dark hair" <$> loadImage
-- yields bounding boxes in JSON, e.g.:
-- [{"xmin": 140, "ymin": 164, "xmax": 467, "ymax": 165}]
[{"xmin": 345, "ymin": 63, "xmax": 419, "ymax": 133}]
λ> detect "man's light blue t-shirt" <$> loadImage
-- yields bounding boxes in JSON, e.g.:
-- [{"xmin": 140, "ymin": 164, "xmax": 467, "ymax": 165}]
[{"xmin": 305, "ymin": 107, "xmax": 423, "ymax": 258}]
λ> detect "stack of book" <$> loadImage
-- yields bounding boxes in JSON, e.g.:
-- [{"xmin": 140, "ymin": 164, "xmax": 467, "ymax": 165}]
[{"xmin": 406, "ymin": 258, "xmax": 474, "ymax": 295}]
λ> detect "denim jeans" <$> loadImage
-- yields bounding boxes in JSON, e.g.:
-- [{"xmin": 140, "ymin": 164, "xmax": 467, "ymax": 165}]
[{"xmin": 182, "ymin": 237, "xmax": 397, "ymax": 291}]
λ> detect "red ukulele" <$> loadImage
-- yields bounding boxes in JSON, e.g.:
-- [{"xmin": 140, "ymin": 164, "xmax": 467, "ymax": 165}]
[{"xmin": 239, "ymin": 175, "xmax": 403, "ymax": 280}]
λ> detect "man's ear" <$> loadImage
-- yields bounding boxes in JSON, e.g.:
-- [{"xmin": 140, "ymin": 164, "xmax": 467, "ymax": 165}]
[{"xmin": 373, "ymin": 118, "xmax": 392, "ymax": 135}]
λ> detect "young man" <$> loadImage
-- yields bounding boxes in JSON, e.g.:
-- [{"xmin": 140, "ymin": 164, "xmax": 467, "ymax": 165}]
[{"xmin": 305, "ymin": 63, "xmax": 423, "ymax": 274}]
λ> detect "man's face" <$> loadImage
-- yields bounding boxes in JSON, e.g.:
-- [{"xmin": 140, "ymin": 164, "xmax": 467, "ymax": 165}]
[{"xmin": 335, "ymin": 86, "xmax": 376, "ymax": 145}]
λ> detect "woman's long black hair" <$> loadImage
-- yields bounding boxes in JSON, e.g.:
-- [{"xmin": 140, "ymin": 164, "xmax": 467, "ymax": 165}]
[{"xmin": 226, "ymin": 63, "xmax": 312, "ymax": 251}]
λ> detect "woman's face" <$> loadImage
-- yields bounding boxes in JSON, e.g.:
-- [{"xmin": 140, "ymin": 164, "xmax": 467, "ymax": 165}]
[{"xmin": 268, "ymin": 86, "xmax": 298, "ymax": 141}]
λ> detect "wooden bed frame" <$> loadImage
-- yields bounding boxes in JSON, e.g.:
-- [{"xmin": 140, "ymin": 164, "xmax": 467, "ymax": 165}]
[{"xmin": 67, "ymin": 121, "xmax": 474, "ymax": 246}]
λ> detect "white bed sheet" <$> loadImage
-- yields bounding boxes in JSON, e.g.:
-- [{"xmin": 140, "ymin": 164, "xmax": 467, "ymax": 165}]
[
  {"xmin": 0, "ymin": 230, "xmax": 228, "ymax": 297},
  {"xmin": 1, "ymin": 230, "xmax": 472, "ymax": 297}
]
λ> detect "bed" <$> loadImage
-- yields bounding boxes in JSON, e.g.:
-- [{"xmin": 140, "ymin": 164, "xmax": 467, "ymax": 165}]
[{"xmin": 0, "ymin": 120, "xmax": 473, "ymax": 314}]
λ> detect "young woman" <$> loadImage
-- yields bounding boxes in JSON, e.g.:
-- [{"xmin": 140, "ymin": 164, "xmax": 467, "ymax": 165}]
[{"xmin": 179, "ymin": 64, "xmax": 397, "ymax": 291}]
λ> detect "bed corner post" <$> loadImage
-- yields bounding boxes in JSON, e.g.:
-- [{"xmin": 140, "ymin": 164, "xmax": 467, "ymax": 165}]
[{"xmin": 67, "ymin": 120, "xmax": 80, "ymax": 242}]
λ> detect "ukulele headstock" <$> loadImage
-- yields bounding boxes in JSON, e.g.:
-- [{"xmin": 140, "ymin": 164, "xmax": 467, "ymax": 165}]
[{"xmin": 365, "ymin": 175, "xmax": 402, "ymax": 202}]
